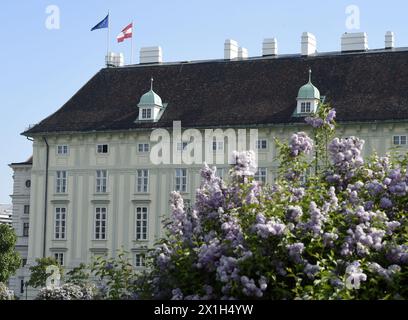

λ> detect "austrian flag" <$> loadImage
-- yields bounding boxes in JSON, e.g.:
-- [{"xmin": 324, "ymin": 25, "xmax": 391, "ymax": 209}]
[{"xmin": 117, "ymin": 23, "xmax": 133, "ymax": 43}]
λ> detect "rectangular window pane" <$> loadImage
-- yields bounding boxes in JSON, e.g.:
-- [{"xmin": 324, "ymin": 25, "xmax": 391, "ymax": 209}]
[
  {"xmin": 54, "ymin": 208, "xmax": 66, "ymax": 239},
  {"xmin": 56, "ymin": 171, "xmax": 67, "ymax": 193},
  {"xmin": 96, "ymin": 170, "xmax": 108, "ymax": 193},
  {"xmin": 136, "ymin": 207, "xmax": 148, "ymax": 240},
  {"xmin": 175, "ymin": 169, "xmax": 187, "ymax": 192},
  {"xmin": 94, "ymin": 208, "xmax": 107, "ymax": 240},
  {"xmin": 137, "ymin": 169, "xmax": 149, "ymax": 193},
  {"xmin": 255, "ymin": 168, "xmax": 267, "ymax": 184}
]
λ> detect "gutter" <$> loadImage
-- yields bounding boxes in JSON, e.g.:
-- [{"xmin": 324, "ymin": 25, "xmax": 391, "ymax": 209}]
[{"xmin": 42, "ymin": 137, "xmax": 49, "ymax": 258}]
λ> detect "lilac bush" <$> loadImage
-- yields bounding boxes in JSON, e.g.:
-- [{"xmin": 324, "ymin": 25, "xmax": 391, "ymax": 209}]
[{"xmin": 137, "ymin": 103, "xmax": 408, "ymax": 300}]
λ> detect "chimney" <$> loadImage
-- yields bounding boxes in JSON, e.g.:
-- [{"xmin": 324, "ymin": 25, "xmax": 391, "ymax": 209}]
[
  {"xmin": 238, "ymin": 47, "xmax": 248, "ymax": 59},
  {"xmin": 140, "ymin": 46, "xmax": 163, "ymax": 64},
  {"xmin": 301, "ymin": 32, "xmax": 317, "ymax": 56},
  {"xmin": 385, "ymin": 31, "xmax": 395, "ymax": 49},
  {"xmin": 105, "ymin": 52, "xmax": 124, "ymax": 68},
  {"xmin": 341, "ymin": 32, "xmax": 368, "ymax": 52},
  {"xmin": 224, "ymin": 39, "xmax": 239, "ymax": 60},
  {"xmin": 262, "ymin": 38, "xmax": 278, "ymax": 56}
]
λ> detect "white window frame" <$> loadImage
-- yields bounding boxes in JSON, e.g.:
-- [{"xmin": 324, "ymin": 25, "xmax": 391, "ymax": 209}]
[
  {"xmin": 141, "ymin": 108, "xmax": 152, "ymax": 120},
  {"xmin": 175, "ymin": 168, "xmax": 187, "ymax": 192},
  {"xmin": 134, "ymin": 253, "xmax": 146, "ymax": 268},
  {"xmin": 255, "ymin": 168, "xmax": 267, "ymax": 184},
  {"xmin": 54, "ymin": 252, "xmax": 64, "ymax": 266},
  {"xmin": 56, "ymin": 171, "xmax": 67, "ymax": 193},
  {"xmin": 136, "ymin": 169, "xmax": 149, "ymax": 193},
  {"xmin": 96, "ymin": 170, "xmax": 108, "ymax": 193},
  {"xmin": 256, "ymin": 139, "xmax": 268, "ymax": 150},
  {"xmin": 22, "ymin": 222, "xmax": 29, "ymax": 237},
  {"xmin": 96, "ymin": 144, "xmax": 109, "ymax": 154},
  {"xmin": 300, "ymin": 102, "xmax": 311, "ymax": 113},
  {"xmin": 54, "ymin": 207, "xmax": 66, "ymax": 240},
  {"xmin": 393, "ymin": 135, "xmax": 407, "ymax": 145},
  {"xmin": 212, "ymin": 139, "xmax": 224, "ymax": 152},
  {"xmin": 135, "ymin": 207, "xmax": 148, "ymax": 241},
  {"xmin": 57, "ymin": 145, "xmax": 69, "ymax": 155},
  {"xmin": 94, "ymin": 207, "xmax": 107, "ymax": 240},
  {"xmin": 138, "ymin": 143, "xmax": 150, "ymax": 153}
]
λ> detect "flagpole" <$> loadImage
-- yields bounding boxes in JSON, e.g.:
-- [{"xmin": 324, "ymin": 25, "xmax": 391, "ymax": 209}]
[
  {"xmin": 107, "ymin": 11, "xmax": 110, "ymax": 57},
  {"xmin": 130, "ymin": 21, "xmax": 134, "ymax": 64}
]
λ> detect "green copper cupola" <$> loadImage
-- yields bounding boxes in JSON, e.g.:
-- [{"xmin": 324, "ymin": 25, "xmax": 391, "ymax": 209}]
[
  {"xmin": 296, "ymin": 69, "xmax": 321, "ymax": 114},
  {"xmin": 137, "ymin": 78, "xmax": 164, "ymax": 122}
]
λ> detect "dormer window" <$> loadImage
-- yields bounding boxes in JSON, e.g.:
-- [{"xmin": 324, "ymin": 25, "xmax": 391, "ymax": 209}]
[
  {"xmin": 137, "ymin": 78, "xmax": 166, "ymax": 122},
  {"xmin": 141, "ymin": 108, "xmax": 152, "ymax": 119},
  {"xmin": 295, "ymin": 69, "xmax": 321, "ymax": 115},
  {"xmin": 300, "ymin": 102, "xmax": 311, "ymax": 113}
]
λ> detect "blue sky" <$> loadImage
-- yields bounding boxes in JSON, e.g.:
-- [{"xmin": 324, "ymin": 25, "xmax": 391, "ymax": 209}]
[{"xmin": 0, "ymin": 0, "xmax": 407, "ymax": 203}]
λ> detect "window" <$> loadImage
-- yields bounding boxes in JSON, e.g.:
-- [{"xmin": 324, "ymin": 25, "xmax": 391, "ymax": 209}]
[
  {"xmin": 25, "ymin": 180, "xmax": 31, "ymax": 188},
  {"xmin": 176, "ymin": 142, "xmax": 188, "ymax": 151},
  {"xmin": 175, "ymin": 169, "xmax": 187, "ymax": 192},
  {"xmin": 54, "ymin": 208, "xmax": 66, "ymax": 240},
  {"xmin": 94, "ymin": 207, "xmax": 107, "ymax": 240},
  {"xmin": 141, "ymin": 108, "xmax": 152, "ymax": 119},
  {"xmin": 22, "ymin": 259, "xmax": 27, "ymax": 267},
  {"xmin": 57, "ymin": 145, "xmax": 69, "ymax": 155},
  {"xmin": 20, "ymin": 279, "xmax": 25, "ymax": 294},
  {"xmin": 301, "ymin": 102, "xmax": 311, "ymax": 113},
  {"xmin": 136, "ymin": 207, "xmax": 148, "ymax": 241},
  {"xmin": 23, "ymin": 222, "xmax": 29, "ymax": 237},
  {"xmin": 54, "ymin": 253, "xmax": 64, "ymax": 266},
  {"xmin": 137, "ymin": 169, "xmax": 149, "ymax": 193},
  {"xmin": 56, "ymin": 171, "xmax": 67, "ymax": 193},
  {"xmin": 138, "ymin": 143, "xmax": 150, "ymax": 153},
  {"xmin": 256, "ymin": 139, "xmax": 268, "ymax": 150},
  {"xmin": 23, "ymin": 205, "xmax": 30, "ymax": 214},
  {"xmin": 212, "ymin": 140, "xmax": 224, "ymax": 151},
  {"xmin": 255, "ymin": 168, "xmax": 267, "ymax": 184},
  {"xmin": 96, "ymin": 170, "xmax": 108, "ymax": 193},
  {"xmin": 134, "ymin": 253, "xmax": 146, "ymax": 267},
  {"xmin": 97, "ymin": 144, "xmax": 109, "ymax": 154},
  {"xmin": 393, "ymin": 135, "xmax": 407, "ymax": 145}
]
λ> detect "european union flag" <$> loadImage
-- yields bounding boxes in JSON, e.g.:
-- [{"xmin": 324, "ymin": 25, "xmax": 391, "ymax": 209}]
[{"xmin": 91, "ymin": 14, "xmax": 109, "ymax": 31}]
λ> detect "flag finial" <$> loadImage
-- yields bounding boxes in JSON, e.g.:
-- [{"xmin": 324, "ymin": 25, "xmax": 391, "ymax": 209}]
[
  {"xmin": 151, "ymin": 77, "xmax": 154, "ymax": 91},
  {"xmin": 308, "ymin": 68, "xmax": 312, "ymax": 83}
]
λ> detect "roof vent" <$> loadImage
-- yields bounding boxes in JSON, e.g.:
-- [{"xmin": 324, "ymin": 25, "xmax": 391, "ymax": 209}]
[
  {"xmin": 238, "ymin": 47, "xmax": 248, "ymax": 59},
  {"xmin": 224, "ymin": 39, "xmax": 239, "ymax": 60},
  {"xmin": 341, "ymin": 32, "xmax": 368, "ymax": 52},
  {"xmin": 262, "ymin": 38, "xmax": 278, "ymax": 56},
  {"xmin": 105, "ymin": 52, "xmax": 124, "ymax": 68},
  {"xmin": 385, "ymin": 31, "xmax": 395, "ymax": 49},
  {"xmin": 140, "ymin": 46, "xmax": 163, "ymax": 64},
  {"xmin": 301, "ymin": 32, "xmax": 317, "ymax": 56}
]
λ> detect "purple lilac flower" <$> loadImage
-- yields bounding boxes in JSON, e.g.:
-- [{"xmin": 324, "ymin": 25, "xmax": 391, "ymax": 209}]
[
  {"xmin": 305, "ymin": 117, "xmax": 324, "ymax": 128},
  {"xmin": 289, "ymin": 132, "xmax": 313, "ymax": 157},
  {"xmin": 171, "ymin": 288, "xmax": 184, "ymax": 300},
  {"xmin": 197, "ymin": 238, "xmax": 222, "ymax": 271},
  {"xmin": 286, "ymin": 206, "xmax": 303, "ymax": 222},
  {"xmin": 326, "ymin": 109, "xmax": 336, "ymax": 123},
  {"xmin": 287, "ymin": 243, "xmax": 305, "ymax": 263},
  {"xmin": 304, "ymin": 263, "xmax": 321, "ymax": 279},
  {"xmin": 380, "ymin": 197, "xmax": 393, "ymax": 209},
  {"xmin": 328, "ymin": 137, "xmax": 364, "ymax": 179},
  {"xmin": 253, "ymin": 214, "xmax": 286, "ymax": 238},
  {"xmin": 386, "ymin": 245, "xmax": 408, "ymax": 264},
  {"xmin": 368, "ymin": 262, "xmax": 401, "ymax": 282}
]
